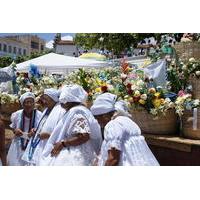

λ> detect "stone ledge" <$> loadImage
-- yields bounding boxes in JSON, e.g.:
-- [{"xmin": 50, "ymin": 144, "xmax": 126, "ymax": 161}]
[{"xmin": 143, "ymin": 134, "xmax": 200, "ymax": 152}]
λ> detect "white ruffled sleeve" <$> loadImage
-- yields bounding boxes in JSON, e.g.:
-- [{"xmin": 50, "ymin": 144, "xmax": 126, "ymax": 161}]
[
  {"xmin": 68, "ymin": 113, "xmax": 91, "ymax": 136},
  {"xmin": 104, "ymin": 121, "xmax": 123, "ymax": 151},
  {"xmin": 10, "ymin": 110, "xmax": 22, "ymax": 129}
]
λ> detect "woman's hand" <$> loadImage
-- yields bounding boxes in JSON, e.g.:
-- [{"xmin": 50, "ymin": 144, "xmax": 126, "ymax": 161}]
[
  {"xmin": 39, "ymin": 132, "xmax": 50, "ymax": 140},
  {"xmin": 28, "ymin": 128, "xmax": 36, "ymax": 138},
  {"xmin": 14, "ymin": 129, "xmax": 23, "ymax": 137},
  {"xmin": 51, "ymin": 142, "xmax": 63, "ymax": 157}
]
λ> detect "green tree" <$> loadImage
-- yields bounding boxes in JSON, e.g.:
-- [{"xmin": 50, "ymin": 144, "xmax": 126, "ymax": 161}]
[
  {"xmin": 53, "ymin": 33, "xmax": 61, "ymax": 48},
  {"xmin": 0, "ymin": 56, "xmax": 13, "ymax": 68},
  {"xmin": 0, "ymin": 50, "xmax": 52, "ymax": 68},
  {"xmin": 74, "ymin": 33, "xmax": 160, "ymax": 55}
]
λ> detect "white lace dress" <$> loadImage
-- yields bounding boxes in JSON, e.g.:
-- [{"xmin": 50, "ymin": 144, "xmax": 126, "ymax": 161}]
[
  {"xmin": 98, "ymin": 116, "xmax": 159, "ymax": 166},
  {"xmin": 40, "ymin": 106, "xmax": 102, "ymax": 166},
  {"xmin": 7, "ymin": 110, "xmax": 42, "ymax": 166},
  {"xmin": 22, "ymin": 104, "xmax": 66, "ymax": 166}
]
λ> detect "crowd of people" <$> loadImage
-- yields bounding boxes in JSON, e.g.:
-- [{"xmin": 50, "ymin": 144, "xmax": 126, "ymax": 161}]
[{"xmin": 0, "ymin": 85, "xmax": 159, "ymax": 166}]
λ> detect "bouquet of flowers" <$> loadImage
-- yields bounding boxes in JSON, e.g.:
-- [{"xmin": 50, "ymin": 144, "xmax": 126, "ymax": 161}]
[
  {"xmin": 0, "ymin": 92, "xmax": 19, "ymax": 105},
  {"xmin": 175, "ymin": 90, "xmax": 200, "ymax": 116}
]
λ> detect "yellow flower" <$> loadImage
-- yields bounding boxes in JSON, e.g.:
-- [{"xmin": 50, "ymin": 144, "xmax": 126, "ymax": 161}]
[
  {"xmin": 134, "ymin": 90, "xmax": 141, "ymax": 97},
  {"xmin": 160, "ymin": 98, "xmax": 165, "ymax": 104},
  {"xmin": 148, "ymin": 88, "xmax": 156, "ymax": 94},
  {"xmin": 153, "ymin": 99, "xmax": 161, "ymax": 108},
  {"xmin": 96, "ymin": 79, "xmax": 102, "ymax": 85},
  {"xmin": 154, "ymin": 92, "xmax": 161, "ymax": 98},
  {"xmin": 95, "ymin": 87, "xmax": 101, "ymax": 93},
  {"xmin": 139, "ymin": 99, "xmax": 146, "ymax": 105},
  {"xmin": 128, "ymin": 97, "xmax": 134, "ymax": 103}
]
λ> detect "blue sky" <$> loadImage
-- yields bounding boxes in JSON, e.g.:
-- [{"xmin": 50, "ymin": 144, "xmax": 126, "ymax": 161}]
[{"xmin": 0, "ymin": 33, "xmax": 75, "ymax": 42}]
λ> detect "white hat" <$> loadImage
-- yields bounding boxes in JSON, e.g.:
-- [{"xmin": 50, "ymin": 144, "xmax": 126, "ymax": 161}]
[
  {"xmin": 59, "ymin": 84, "xmax": 88, "ymax": 104},
  {"xmin": 115, "ymin": 100, "xmax": 129, "ymax": 113},
  {"xmin": 19, "ymin": 92, "xmax": 35, "ymax": 106},
  {"xmin": 44, "ymin": 88, "xmax": 59, "ymax": 102},
  {"xmin": 114, "ymin": 100, "xmax": 131, "ymax": 117},
  {"xmin": 90, "ymin": 93, "xmax": 117, "ymax": 116}
]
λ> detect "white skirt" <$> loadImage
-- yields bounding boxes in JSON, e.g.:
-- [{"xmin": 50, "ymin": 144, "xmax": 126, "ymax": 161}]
[
  {"xmin": 98, "ymin": 135, "xmax": 159, "ymax": 166},
  {"xmin": 41, "ymin": 143, "xmax": 96, "ymax": 166},
  {"xmin": 7, "ymin": 138, "xmax": 27, "ymax": 166}
]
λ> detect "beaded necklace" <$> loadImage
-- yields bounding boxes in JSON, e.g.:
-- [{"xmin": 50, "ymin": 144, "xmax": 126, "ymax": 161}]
[
  {"xmin": 20, "ymin": 109, "xmax": 36, "ymax": 151},
  {"xmin": 28, "ymin": 108, "xmax": 51, "ymax": 161}
]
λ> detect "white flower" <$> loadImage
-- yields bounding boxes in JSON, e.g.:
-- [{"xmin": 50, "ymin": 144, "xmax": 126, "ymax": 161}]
[
  {"xmin": 140, "ymin": 94, "xmax": 147, "ymax": 100},
  {"xmin": 182, "ymin": 65, "xmax": 187, "ymax": 70},
  {"xmin": 131, "ymin": 84, "xmax": 139, "ymax": 91},
  {"xmin": 196, "ymin": 71, "xmax": 200, "ymax": 76},
  {"xmin": 189, "ymin": 58, "xmax": 195, "ymax": 62},
  {"xmin": 193, "ymin": 99, "xmax": 200, "ymax": 107},
  {"xmin": 192, "ymin": 64, "xmax": 197, "ymax": 69},
  {"xmin": 136, "ymin": 80, "xmax": 144, "ymax": 86},
  {"xmin": 169, "ymin": 102, "xmax": 175, "ymax": 108},
  {"xmin": 107, "ymin": 84, "xmax": 114, "ymax": 91},
  {"xmin": 121, "ymin": 73, "xmax": 127, "ymax": 79},
  {"xmin": 150, "ymin": 108, "xmax": 158, "ymax": 116},
  {"xmin": 165, "ymin": 98, "xmax": 171, "ymax": 103}
]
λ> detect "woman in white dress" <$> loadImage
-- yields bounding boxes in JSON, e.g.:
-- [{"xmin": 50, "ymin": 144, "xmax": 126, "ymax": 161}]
[
  {"xmin": 7, "ymin": 92, "xmax": 42, "ymax": 166},
  {"xmin": 22, "ymin": 88, "xmax": 66, "ymax": 166},
  {"xmin": 90, "ymin": 93, "xmax": 159, "ymax": 166},
  {"xmin": 40, "ymin": 85, "xmax": 102, "ymax": 166},
  {"xmin": 0, "ymin": 118, "xmax": 6, "ymax": 166}
]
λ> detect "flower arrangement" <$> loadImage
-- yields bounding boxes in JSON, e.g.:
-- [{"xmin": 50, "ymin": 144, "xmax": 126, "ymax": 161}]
[
  {"xmin": 167, "ymin": 57, "xmax": 200, "ymax": 93},
  {"xmin": 0, "ymin": 92, "xmax": 19, "ymax": 105},
  {"xmin": 175, "ymin": 90, "xmax": 200, "ymax": 116}
]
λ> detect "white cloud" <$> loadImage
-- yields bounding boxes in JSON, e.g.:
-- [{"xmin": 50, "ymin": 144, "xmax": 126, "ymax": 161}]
[
  {"xmin": 62, "ymin": 35, "xmax": 73, "ymax": 41},
  {"xmin": 45, "ymin": 40, "xmax": 54, "ymax": 49}
]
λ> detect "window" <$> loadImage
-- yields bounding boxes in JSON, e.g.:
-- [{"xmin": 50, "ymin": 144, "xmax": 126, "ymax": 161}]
[
  {"xmin": 18, "ymin": 48, "xmax": 22, "ymax": 55},
  {"xmin": 23, "ymin": 49, "xmax": 26, "ymax": 56},
  {"xmin": 3, "ymin": 44, "xmax": 7, "ymax": 52},
  {"xmin": 0, "ymin": 43, "xmax": 2, "ymax": 51},
  {"xmin": 8, "ymin": 46, "xmax": 12, "ymax": 53},
  {"xmin": 13, "ymin": 47, "xmax": 16, "ymax": 54},
  {"xmin": 41, "ymin": 45, "xmax": 44, "ymax": 51},
  {"xmin": 31, "ymin": 41, "xmax": 39, "ymax": 49}
]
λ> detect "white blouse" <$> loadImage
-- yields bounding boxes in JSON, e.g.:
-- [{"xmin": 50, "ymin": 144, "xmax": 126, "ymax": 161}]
[{"xmin": 98, "ymin": 116, "xmax": 159, "ymax": 166}]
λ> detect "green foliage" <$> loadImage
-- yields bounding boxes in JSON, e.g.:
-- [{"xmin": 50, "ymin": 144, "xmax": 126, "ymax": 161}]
[
  {"xmin": 0, "ymin": 50, "xmax": 52, "ymax": 68},
  {"xmin": 74, "ymin": 33, "xmax": 162, "ymax": 55},
  {"xmin": 0, "ymin": 56, "xmax": 13, "ymax": 68}
]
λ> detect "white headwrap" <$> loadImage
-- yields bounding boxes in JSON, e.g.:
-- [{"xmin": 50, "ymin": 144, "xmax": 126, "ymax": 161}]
[
  {"xmin": 44, "ymin": 88, "xmax": 59, "ymax": 102},
  {"xmin": 59, "ymin": 85, "xmax": 88, "ymax": 104},
  {"xmin": 115, "ymin": 100, "xmax": 129, "ymax": 113},
  {"xmin": 114, "ymin": 100, "xmax": 131, "ymax": 117},
  {"xmin": 19, "ymin": 92, "xmax": 35, "ymax": 105},
  {"xmin": 90, "ymin": 93, "xmax": 117, "ymax": 116}
]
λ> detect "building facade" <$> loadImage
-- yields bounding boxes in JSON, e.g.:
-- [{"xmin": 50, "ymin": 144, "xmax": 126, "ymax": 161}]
[
  {"xmin": 6, "ymin": 34, "xmax": 46, "ymax": 56},
  {"xmin": 0, "ymin": 37, "xmax": 28, "ymax": 58},
  {"xmin": 55, "ymin": 40, "xmax": 79, "ymax": 57}
]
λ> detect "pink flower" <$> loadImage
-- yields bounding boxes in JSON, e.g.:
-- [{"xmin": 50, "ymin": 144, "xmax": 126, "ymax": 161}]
[{"xmin": 178, "ymin": 90, "xmax": 185, "ymax": 97}]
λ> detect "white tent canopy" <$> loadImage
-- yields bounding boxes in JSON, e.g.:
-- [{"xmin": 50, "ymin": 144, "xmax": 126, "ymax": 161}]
[{"xmin": 4, "ymin": 53, "xmax": 109, "ymax": 74}]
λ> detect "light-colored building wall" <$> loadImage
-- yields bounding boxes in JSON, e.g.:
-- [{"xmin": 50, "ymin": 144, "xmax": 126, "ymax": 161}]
[
  {"xmin": 0, "ymin": 37, "xmax": 28, "ymax": 58},
  {"xmin": 6, "ymin": 34, "xmax": 46, "ymax": 55},
  {"xmin": 56, "ymin": 44, "xmax": 78, "ymax": 57}
]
